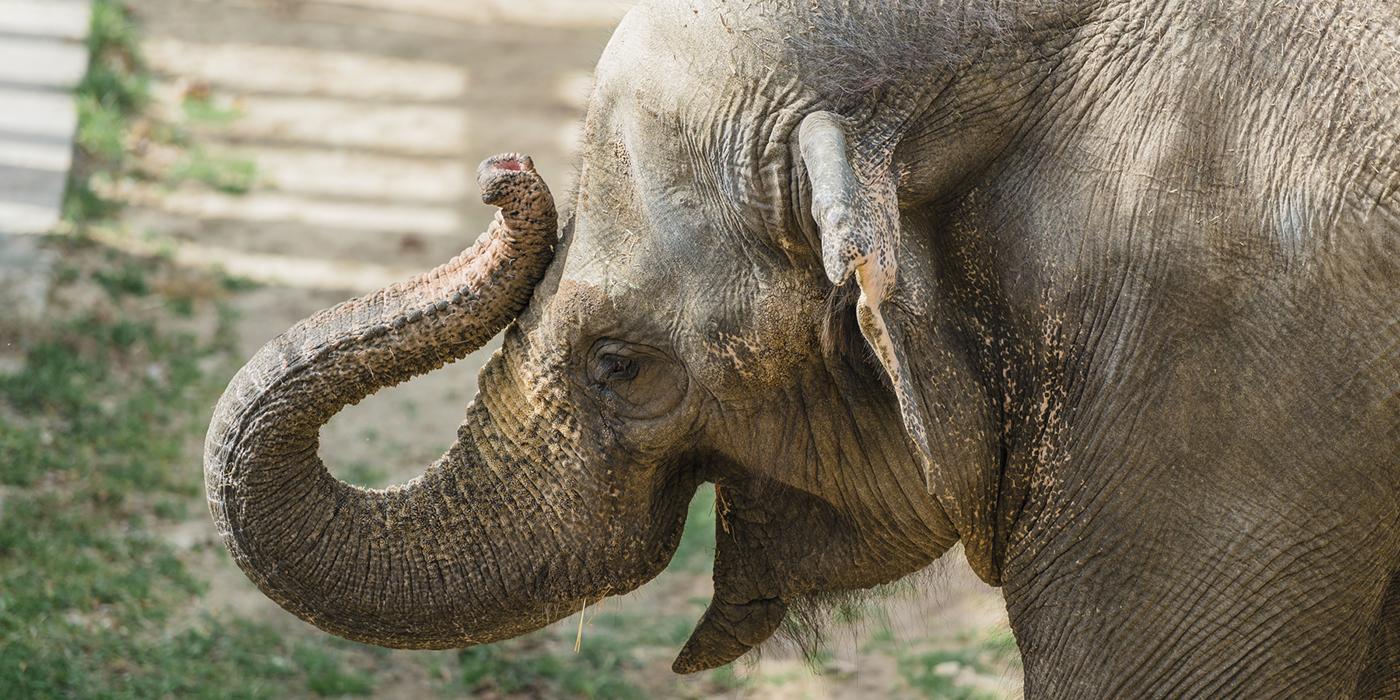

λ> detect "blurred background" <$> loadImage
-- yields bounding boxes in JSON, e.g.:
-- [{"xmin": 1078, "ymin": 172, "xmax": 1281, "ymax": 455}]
[{"xmin": 0, "ymin": 1, "xmax": 1019, "ymax": 697}]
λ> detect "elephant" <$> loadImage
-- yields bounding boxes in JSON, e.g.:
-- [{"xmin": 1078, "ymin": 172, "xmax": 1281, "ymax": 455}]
[{"xmin": 204, "ymin": 1, "xmax": 1400, "ymax": 696}]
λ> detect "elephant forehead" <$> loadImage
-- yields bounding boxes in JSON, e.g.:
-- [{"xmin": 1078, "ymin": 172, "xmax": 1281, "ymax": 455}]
[
  {"xmin": 544, "ymin": 278, "xmax": 608, "ymax": 326},
  {"xmin": 531, "ymin": 272, "xmax": 679, "ymax": 347}
]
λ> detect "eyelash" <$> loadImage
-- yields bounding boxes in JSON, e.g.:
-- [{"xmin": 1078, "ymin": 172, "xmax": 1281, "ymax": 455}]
[
  {"xmin": 604, "ymin": 355, "xmax": 641, "ymax": 383},
  {"xmin": 595, "ymin": 353, "xmax": 639, "ymax": 383}
]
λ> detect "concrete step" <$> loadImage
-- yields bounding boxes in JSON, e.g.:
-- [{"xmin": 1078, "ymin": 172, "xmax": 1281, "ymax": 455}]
[
  {"xmin": 0, "ymin": 35, "xmax": 89, "ymax": 89},
  {"xmin": 0, "ymin": 0, "xmax": 90, "ymax": 322},
  {"xmin": 0, "ymin": 0, "xmax": 90, "ymax": 41}
]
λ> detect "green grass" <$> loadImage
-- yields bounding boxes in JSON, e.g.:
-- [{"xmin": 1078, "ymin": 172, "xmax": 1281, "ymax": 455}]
[
  {"xmin": 66, "ymin": 0, "xmax": 149, "ymax": 225},
  {"xmin": 76, "ymin": 93, "xmax": 132, "ymax": 163},
  {"xmin": 0, "ymin": 269, "xmax": 209, "ymax": 492},
  {"xmin": 0, "ymin": 3, "xmax": 357, "ymax": 695},
  {"xmin": 670, "ymin": 483, "xmax": 718, "ymax": 572},
  {"xmin": 293, "ymin": 644, "xmax": 375, "ymax": 697},
  {"xmin": 182, "ymin": 94, "xmax": 246, "ymax": 127},
  {"xmin": 81, "ymin": 0, "xmax": 148, "ymax": 118},
  {"xmin": 92, "ymin": 260, "xmax": 152, "ymax": 298},
  {"xmin": 0, "ymin": 240, "xmax": 403, "ymax": 699},
  {"xmin": 339, "ymin": 460, "xmax": 390, "ymax": 488},
  {"xmin": 889, "ymin": 629, "xmax": 1022, "ymax": 700},
  {"xmin": 66, "ymin": 0, "xmax": 258, "ymax": 227},
  {"xmin": 0, "ymin": 246, "xmax": 250, "ymax": 698},
  {"xmin": 217, "ymin": 269, "xmax": 262, "ymax": 292},
  {"xmin": 168, "ymin": 148, "xmax": 259, "ymax": 195},
  {"xmin": 458, "ymin": 636, "xmax": 645, "ymax": 700},
  {"xmin": 62, "ymin": 176, "xmax": 119, "ymax": 225}
]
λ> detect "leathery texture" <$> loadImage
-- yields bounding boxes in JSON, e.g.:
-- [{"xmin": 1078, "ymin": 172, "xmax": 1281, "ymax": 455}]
[{"xmin": 203, "ymin": 154, "xmax": 557, "ymax": 648}]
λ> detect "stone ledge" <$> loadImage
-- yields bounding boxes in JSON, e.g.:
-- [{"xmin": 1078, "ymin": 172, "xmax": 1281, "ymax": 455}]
[
  {"xmin": 0, "ymin": 0, "xmax": 91, "ymax": 41},
  {"xmin": 0, "ymin": 0, "xmax": 90, "ymax": 321}
]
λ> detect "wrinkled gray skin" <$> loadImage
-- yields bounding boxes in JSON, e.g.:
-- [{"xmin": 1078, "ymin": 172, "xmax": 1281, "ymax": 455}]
[{"xmin": 207, "ymin": 1, "xmax": 1400, "ymax": 696}]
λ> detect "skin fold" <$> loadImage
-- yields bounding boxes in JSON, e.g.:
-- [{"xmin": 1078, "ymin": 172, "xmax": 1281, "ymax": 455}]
[{"xmin": 206, "ymin": 1, "xmax": 1400, "ymax": 696}]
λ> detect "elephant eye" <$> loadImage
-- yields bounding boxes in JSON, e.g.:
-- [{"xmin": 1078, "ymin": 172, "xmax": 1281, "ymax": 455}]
[
  {"xmin": 586, "ymin": 339, "xmax": 687, "ymax": 418},
  {"xmin": 599, "ymin": 354, "xmax": 638, "ymax": 382},
  {"xmin": 588, "ymin": 341, "xmax": 644, "ymax": 385}
]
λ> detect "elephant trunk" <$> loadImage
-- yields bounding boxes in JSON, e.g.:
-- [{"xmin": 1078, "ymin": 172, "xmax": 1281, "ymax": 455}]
[{"xmin": 204, "ymin": 155, "xmax": 560, "ymax": 648}]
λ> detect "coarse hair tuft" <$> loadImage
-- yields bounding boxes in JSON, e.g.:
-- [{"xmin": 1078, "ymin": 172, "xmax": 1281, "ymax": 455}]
[{"xmin": 758, "ymin": 555, "xmax": 963, "ymax": 666}]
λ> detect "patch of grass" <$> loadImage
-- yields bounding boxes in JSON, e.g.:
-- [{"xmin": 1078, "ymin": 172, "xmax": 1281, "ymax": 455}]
[
  {"xmin": 898, "ymin": 648, "xmax": 1001, "ymax": 700},
  {"xmin": 898, "ymin": 649, "xmax": 984, "ymax": 700},
  {"xmin": 168, "ymin": 295, "xmax": 196, "ymax": 316},
  {"xmin": 93, "ymin": 260, "xmax": 151, "ymax": 298},
  {"xmin": 168, "ymin": 148, "xmax": 258, "ymax": 195},
  {"xmin": 0, "ymin": 309, "xmax": 211, "ymax": 492},
  {"xmin": 86, "ymin": 0, "xmax": 143, "ymax": 80},
  {"xmin": 709, "ymin": 664, "xmax": 754, "ymax": 692},
  {"xmin": 62, "ymin": 176, "xmax": 120, "ymax": 225},
  {"xmin": 72, "ymin": 0, "xmax": 148, "ymax": 173},
  {"xmin": 0, "ymin": 494, "xmax": 202, "ymax": 626},
  {"xmin": 868, "ymin": 622, "xmax": 896, "ymax": 646},
  {"xmin": 893, "ymin": 629, "xmax": 1022, "ymax": 700},
  {"xmin": 0, "ymin": 239, "xmax": 399, "ymax": 699},
  {"xmin": 67, "ymin": 0, "xmax": 260, "ymax": 228},
  {"xmin": 1, "ymin": 610, "xmax": 377, "ymax": 699},
  {"xmin": 1, "ymin": 2, "xmax": 385, "ymax": 699},
  {"xmin": 76, "ymin": 93, "xmax": 132, "ymax": 163},
  {"xmin": 2, "ymin": 1, "xmax": 350, "ymax": 685},
  {"xmin": 339, "ymin": 461, "xmax": 389, "ymax": 488},
  {"xmin": 669, "ymin": 484, "xmax": 717, "ymax": 572},
  {"xmin": 82, "ymin": 0, "xmax": 148, "ymax": 116},
  {"xmin": 153, "ymin": 497, "xmax": 188, "ymax": 520},
  {"xmin": 458, "ymin": 637, "xmax": 644, "ymax": 700},
  {"xmin": 0, "ymin": 244, "xmax": 255, "ymax": 699},
  {"xmin": 182, "ymin": 94, "xmax": 246, "ymax": 127},
  {"xmin": 293, "ymin": 644, "xmax": 375, "ymax": 697},
  {"xmin": 217, "ymin": 269, "xmax": 261, "ymax": 292},
  {"xmin": 66, "ymin": 0, "xmax": 149, "ymax": 227}
]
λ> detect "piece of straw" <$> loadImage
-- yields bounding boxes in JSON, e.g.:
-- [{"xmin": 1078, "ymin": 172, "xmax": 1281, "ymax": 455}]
[{"xmin": 574, "ymin": 599, "xmax": 587, "ymax": 653}]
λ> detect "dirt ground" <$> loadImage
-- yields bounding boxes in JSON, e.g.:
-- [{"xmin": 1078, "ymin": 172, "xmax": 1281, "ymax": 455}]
[{"xmin": 118, "ymin": 0, "xmax": 1021, "ymax": 697}]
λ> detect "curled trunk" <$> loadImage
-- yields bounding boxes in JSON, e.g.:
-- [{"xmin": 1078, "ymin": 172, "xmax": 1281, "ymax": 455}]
[{"xmin": 204, "ymin": 155, "xmax": 558, "ymax": 648}]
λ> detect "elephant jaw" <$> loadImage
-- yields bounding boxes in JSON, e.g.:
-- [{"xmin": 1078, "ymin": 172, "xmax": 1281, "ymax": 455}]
[
  {"xmin": 671, "ymin": 481, "xmax": 793, "ymax": 673},
  {"xmin": 673, "ymin": 593, "xmax": 788, "ymax": 673},
  {"xmin": 669, "ymin": 474, "xmax": 943, "ymax": 673}
]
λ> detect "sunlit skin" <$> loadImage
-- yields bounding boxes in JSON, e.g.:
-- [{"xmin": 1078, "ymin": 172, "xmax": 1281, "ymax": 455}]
[{"xmin": 207, "ymin": 2, "xmax": 1398, "ymax": 696}]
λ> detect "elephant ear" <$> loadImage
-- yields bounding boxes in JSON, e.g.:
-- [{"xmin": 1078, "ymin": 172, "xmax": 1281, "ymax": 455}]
[{"xmin": 798, "ymin": 111, "xmax": 934, "ymax": 481}]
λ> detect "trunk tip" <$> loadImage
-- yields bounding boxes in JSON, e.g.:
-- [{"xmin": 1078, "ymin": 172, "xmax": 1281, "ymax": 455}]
[
  {"xmin": 477, "ymin": 153, "xmax": 549, "ymax": 209},
  {"xmin": 481, "ymin": 152, "xmax": 534, "ymax": 175}
]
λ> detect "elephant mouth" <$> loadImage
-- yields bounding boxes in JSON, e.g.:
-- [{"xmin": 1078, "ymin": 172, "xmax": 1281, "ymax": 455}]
[
  {"xmin": 673, "ymin": 590, "xmax": 788, "ymax": 673},
  {"xmin": 670, "ymin": 481, "xmax": 794, "ymax": 673},
  {"xmin": 668, "ymin": 474, "xmax": 934, "ymax": 673}
]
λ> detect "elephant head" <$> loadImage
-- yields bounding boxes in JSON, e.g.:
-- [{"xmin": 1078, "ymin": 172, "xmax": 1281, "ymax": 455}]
[{"xmin": 206, "ymin": 2, "xmax": 994, "ymax": 672}]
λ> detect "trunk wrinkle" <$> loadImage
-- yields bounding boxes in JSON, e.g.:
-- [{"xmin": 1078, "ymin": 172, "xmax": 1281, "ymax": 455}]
[{"xmin": 205, "ymin": 155, "xmax": 563, "ymax": 648}]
